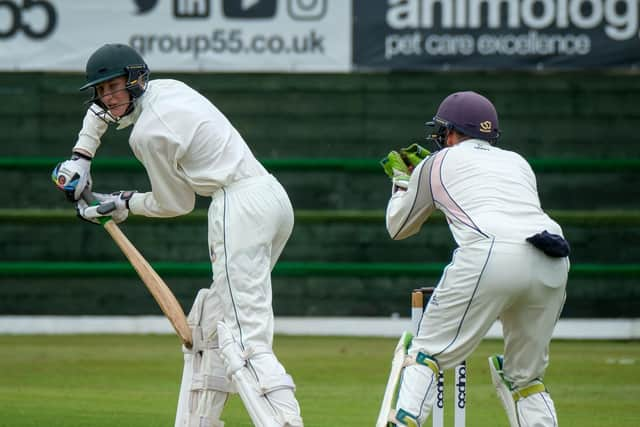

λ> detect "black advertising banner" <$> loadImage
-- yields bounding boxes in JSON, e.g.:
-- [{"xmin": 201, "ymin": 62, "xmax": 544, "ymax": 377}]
[{"xmin": 353, "ymin": 0, "xmax": 640, "ymax": 70}]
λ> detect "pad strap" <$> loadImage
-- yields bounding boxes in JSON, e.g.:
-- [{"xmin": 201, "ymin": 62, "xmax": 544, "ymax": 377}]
[
  {"xmin": 403, "ymin": 352, "xmax": 440, "ymax": 376},
  {"xmin": 392, "ymin": 408, "xmax": 419, "ymax": 427},
  {"xmin": 512, "ymin": 383, "xmax": 546, "ymax": 401},
  {"xmin": 192, "ymin": 374, "xmax": 234, "ymax": 393},
  {"xmin": 260, "ymin": 373, "xmax": 296, "ymax": 395}
]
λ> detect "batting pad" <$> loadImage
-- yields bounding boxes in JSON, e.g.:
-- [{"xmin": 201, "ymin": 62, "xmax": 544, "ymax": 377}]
[{"xmin": 175, "ymin": 289, "xmax": 231, "ymax": 427}]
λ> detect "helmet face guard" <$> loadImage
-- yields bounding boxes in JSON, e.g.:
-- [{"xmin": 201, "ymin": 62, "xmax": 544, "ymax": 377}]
[
  {"xmin": 425, "ymin": 117, "xmax": 453, "ymax": 149},
  {"xmin": 85, "ymin": 65, "xmax": 149, "ymax": 122},
  {"xmin": 80, "ymin": 44, "xmax": 149, "ymax": 122}
]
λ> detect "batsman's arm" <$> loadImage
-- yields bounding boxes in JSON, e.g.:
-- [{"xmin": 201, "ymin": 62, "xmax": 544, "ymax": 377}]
[{"xmin": 82, "ymin": 190, "xmax": 193, "ymax": 348}]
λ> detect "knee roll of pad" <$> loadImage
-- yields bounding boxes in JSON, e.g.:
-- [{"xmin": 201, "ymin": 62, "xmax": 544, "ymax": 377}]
[
  {"xmin": 189, "ymin": 289, "xmax": 233, "ymax": 394},
  {"xmin": 188, "ymin": 289, "xmax": 221, "ymax": 344}
]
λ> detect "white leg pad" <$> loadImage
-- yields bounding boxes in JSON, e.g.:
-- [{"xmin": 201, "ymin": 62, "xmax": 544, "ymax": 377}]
[
  {"xmin": 395, "ymin": 361, "xmax": 438, "ymax": 426},
  {"xmin": 175, "ymin": 289, "xmax": 231, "ymax": 427},
  {"xmin": 175, "ymin": 351, "xmax": 197, "ymax": 427},
  {"xmin": 488, "ymin": 355, "xmax": 519, "ymax": 427},
  {"xmin": 217, "ymin": 321, "xmax": 287, "ymax": 427},
  {"xmin": 516, "ymin": 391, "xmax": 558, "ymax": 427},
  {"xmin": 252, "ymin": 361, "xmax": 303, "ymax": 427},
  {"xmin": 490, "ymin": 355, "xmax": 559, "ymax": 427},
  {"xmin": 376, "ymin": 331, "xmax": 413, "ymax": 427},
  {"xmin": 378, "ymin": 332, "xmax": 439, "ymax": 427}
]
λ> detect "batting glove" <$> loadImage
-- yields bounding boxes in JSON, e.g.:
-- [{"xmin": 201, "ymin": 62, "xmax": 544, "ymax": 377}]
[
  {"xmin": 76, "ymin": 191, "xmax": 136, "ymax": 224},
  {"xmin": 51, "ymin": 152, "xmax": 92, "ymax": 202},
  {"xmin": 400, "ymin": 143, "xmax": 430, "ymax": 169},
  {"xmin": 380, "ymin": 151, "xmax": 410, "ymax": 189}
]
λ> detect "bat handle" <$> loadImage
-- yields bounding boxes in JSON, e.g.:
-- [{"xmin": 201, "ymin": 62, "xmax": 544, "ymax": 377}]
[
  {"xmin": 81, "ymin": 188, "xmax": 115, "ymax": 214},
  {"xmin": 81, "ymin": 187, "xmax": 96, "ymax": 204},
  {"xmin": 97, "ymin": 202, "xmax": 116, "ymax": 215},
  {"xmin": 80, "ymin": 188, "xmax": 113, "ymax": 225}
]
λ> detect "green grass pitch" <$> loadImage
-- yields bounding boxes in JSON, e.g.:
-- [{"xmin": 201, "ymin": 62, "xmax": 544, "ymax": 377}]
[{"xmin": 0, "ymin": 334, "xmax": 638, "ymax": 426}]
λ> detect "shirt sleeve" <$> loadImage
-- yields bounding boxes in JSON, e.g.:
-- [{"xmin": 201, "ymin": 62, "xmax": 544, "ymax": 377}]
[
  {"xmin": 72, "ymin": 105, "xmax": 109, "ymax": 158},
  {"xmin": 385, "ymin": 155, "xmax": 437, "ymax": 240},
  {"xmin": 127, "ymin": 133, "xmax": 195, "ymax": 218}
]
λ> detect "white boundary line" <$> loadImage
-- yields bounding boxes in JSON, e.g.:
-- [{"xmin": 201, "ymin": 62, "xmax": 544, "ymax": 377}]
[{"xmin": 1, "ymin": 316, "xmax": 638, "ymax": 339}]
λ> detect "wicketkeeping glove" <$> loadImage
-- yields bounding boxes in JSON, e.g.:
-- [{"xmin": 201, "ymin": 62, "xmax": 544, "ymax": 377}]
[
  {"xmin": 51, "ymin": 153, "xmax": 92, "ymax": 202},
  {"xmin": 399, "ymin": 143, "xmax": 430, "ymax": 170},
  {"xmin": 380, "ymin": 151, "xmax": 410, "ymax": 189},
  {"xmin": 76, "ymin": 191, "xmax": 136, "ymax": 224}
]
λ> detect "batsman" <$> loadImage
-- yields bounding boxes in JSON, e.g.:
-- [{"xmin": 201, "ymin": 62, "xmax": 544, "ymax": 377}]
[
  {"xmin": 52, "ymin": 44, "xmax": 303, "ymax": 427},
  {"xmin": 378, "ymin": 91, "xmax": 569, "ymax": 427}
]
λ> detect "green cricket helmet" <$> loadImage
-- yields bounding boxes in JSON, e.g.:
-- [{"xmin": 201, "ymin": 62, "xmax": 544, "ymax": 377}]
[{"xmin": 80, "ymin": 43, "xmax": 149, "ymax": 119}]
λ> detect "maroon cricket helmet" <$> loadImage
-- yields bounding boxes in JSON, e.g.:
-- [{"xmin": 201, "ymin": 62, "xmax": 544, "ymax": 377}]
[{"xmin": 427, "ymin": 91, "xmax": 501, "ymax": 147}]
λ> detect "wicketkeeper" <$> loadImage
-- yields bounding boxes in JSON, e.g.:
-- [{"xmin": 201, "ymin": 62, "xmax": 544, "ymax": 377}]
[
  {"xmin": 378, "ymin": 91, "xmax": 569, "ymax": 427},
  {"xmin": 51, "ymin": 43, "xmax": 303, "ymax": 427}
]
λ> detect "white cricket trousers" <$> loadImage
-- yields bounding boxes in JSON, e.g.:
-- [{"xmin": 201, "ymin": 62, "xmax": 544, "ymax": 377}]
[
  {"xmin": 397, "ymin": 239, "xmax": 568, "ymax": 424},
  {"xmin": 207, "ymin": 174, "xmax": 301, "ymax": 420},
  {"xmin": 208, "ymin": 174, "xmax": 293, "ymax": 350}
]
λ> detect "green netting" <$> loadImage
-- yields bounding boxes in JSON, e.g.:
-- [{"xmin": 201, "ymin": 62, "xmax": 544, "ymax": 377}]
[
  {"xmin": 4, "ymin": 156, "xmax": 640, "ymax": 173},
  {"xmin": 0, "ymin": 261, "xmax": 637, "ymax": 278},
  {"xmin": 2, "ymin": 208, "xmax": 640, "ymax": 225}
]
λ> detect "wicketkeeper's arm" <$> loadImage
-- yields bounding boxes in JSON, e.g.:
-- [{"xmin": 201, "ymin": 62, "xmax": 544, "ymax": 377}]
[{"xmin": 386, "ymin": 156, "xmax": 436, "ymax": 240}]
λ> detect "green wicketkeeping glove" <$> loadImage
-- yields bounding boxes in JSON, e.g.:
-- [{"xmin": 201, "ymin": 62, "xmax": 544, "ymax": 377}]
[
  {"xmin": 380, "ymin": 151, "xmax": 410, "ymax": 189},
  {"xmin": 400, "ymin": 143, "xmax": 430, "ymax": 168}
]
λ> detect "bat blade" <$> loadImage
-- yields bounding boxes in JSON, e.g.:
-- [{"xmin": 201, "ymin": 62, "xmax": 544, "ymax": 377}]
[
  {"xmin": 79, "ymin": 188, "xmax": 191, "ymax": 347},
  {"xmin": 102, "ymin": 221, "xmax": 193, "ymax": 348}
]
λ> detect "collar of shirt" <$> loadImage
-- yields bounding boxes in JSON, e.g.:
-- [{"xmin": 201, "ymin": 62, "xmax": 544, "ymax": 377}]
[
  {"xmin": 460, "ymin": 138, "xmax": 492, "ymax": 147},
  {"xmin": 116, "ymin": 98, "xmax": 143, "ymax": 130}
]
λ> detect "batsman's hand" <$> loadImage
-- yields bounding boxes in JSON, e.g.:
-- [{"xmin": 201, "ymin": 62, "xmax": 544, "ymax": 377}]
[
  {"xmin": 51, "ymin": 154, "xmax": 92, "ymax": 202},
  {"xmin": 76, "ymin": 191, "xmax": 137, "ymax": 224},
  {"xmin": 399, "ymin": 143, "xmax": 430, "ymax": 170},
  {"xmin": 380, "ymin": 151, "xmax": 410, "ymax": 189}
]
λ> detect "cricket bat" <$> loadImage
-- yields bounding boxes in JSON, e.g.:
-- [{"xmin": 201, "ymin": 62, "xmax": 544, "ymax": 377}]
[{"xmin": 84, "ymin": 190, "xmax": 193, "ymax": 348}]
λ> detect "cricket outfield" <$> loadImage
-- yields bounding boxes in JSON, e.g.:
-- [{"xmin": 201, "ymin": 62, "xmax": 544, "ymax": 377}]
[{"xmin": 0, "ymin": 335, "xmax": 637, "ymax": 426}]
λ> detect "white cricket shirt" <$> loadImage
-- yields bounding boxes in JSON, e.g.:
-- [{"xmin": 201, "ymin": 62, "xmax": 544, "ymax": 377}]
[
  {"xmin": 386, "ymin": 139, "xmax": 563, "ymax": 246},
  {"xmin": 120, "ymin": 79, "xmax": 267, "ymax": 217}
]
